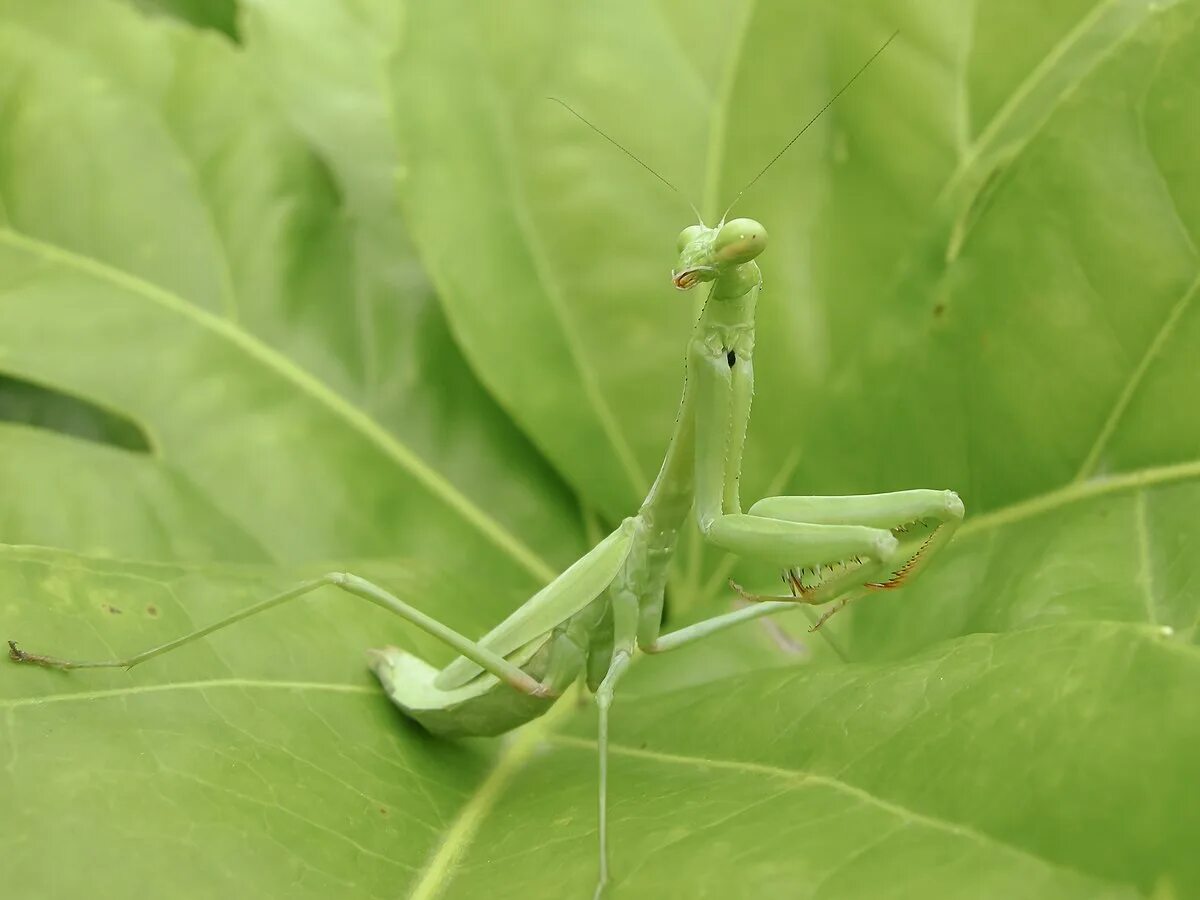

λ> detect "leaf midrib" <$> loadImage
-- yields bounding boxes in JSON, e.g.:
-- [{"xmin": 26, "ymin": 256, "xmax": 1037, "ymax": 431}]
[
  {"xmin": 939, "ymin": 0, "xmax": 1137, "ymax": 205},
  {"xmin": 0, "ymin": 15, "xmax": 242, "ymax": 321},
  {"xmin": 959, "ymin": 456, "xmax": 1200, "ymax": 538},
  {"xmin": 546, "ymin": 735, "xmax": 1134, "ymax": 894},
  {"xmin": 881, "ymin": 0, "xmax": 1176, "ymax": 322},
  {"xmin": 1075, "ymin": 271, "xmax": 1200, "ymax": 481},
  {"xmin": 0, "ymin": 227, "xmax": 556, "ymax": 584},
  {"xmin": 0, "ymin": 677, "xmax": 376, "ymax": 710},
  {"xmin": 407, "ymin": 703, "xmax": 573, "ymax": 900}
]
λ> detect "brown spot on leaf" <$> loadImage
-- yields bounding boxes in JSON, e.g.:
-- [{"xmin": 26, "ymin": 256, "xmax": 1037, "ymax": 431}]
[
  {"xmin": 146, "ymin": 604, "xmax": 159, "ymax": 618},
  {"xmin": 102, "ymin": 603, "xmax": 123, "ymax": 615}
]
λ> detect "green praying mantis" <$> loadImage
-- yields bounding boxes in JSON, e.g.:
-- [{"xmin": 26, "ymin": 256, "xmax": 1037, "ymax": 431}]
[{"xmin": 8, "ymin": 32, "xmax": 964, "ymax": 898}]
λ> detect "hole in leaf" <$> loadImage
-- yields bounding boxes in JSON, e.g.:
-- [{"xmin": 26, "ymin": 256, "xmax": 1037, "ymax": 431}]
[{"xmin": 0, "ymin": 374, "xmax": 152, "ymax": 454}]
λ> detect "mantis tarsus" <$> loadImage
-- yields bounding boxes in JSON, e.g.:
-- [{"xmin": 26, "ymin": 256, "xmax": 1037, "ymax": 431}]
[{"xmin": 8, "ymin": 31, "xmax": 964, "ymax": 898}]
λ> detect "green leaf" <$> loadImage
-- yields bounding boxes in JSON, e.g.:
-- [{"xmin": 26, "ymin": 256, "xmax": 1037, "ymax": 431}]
[
  {"xmin": 849, "ymin": 461, "xmax": 1200, "ymax": 661},
  {"xmin": 125, "ymin": 0, "xmax": 240, "ymax": 39},
  {"xmin": 384, "ymin": 0, "xmax": 1200, "ymax": 624},
  {"xmin": 5, "ymin": 552, "xmax": 1191, "ymax": 896},
  {"xmin": 0, "ymin": 424, "xmax": 268, "ymax": 561},
  {"xmin": 0, "ymin": 0, "xmax": 580, "ymax": 573},
  {"xmin": 0, "ymin": 546, "xmax": 500, "ymax": 896},
  {"xmin": 388, "ymin": 1, "xmax": 709, "ymax": 520},
  {"xmin": 235, "ymin": 0, "xmax": 583, "ymax": 570},
  {"xmin": 127, "ymin": 0, "xmax": 239, "ymax": 39},
  {"xmin": 0, "ymin": 374, "xmax": 151, "ymax": 452},
  {"xmin": 567, "ymin": 622, "xmax": 1196, "ymax": 899}
]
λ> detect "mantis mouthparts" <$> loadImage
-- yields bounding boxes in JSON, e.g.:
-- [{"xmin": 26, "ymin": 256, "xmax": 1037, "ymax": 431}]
[{"xmin": 672, "ymin": 267, "xmax": 713, "ymax": 290}]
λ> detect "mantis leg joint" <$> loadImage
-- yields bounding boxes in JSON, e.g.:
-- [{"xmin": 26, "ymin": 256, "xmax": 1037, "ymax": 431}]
[{"xmin": 530, "ymin": 681, "xmax": 558, "ymax": 699}]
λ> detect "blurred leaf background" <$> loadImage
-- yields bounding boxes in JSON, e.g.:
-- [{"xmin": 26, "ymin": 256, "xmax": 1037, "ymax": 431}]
[{"xmin": 1, "ymin": 0, "xmax": 1198, "ymax": 897}]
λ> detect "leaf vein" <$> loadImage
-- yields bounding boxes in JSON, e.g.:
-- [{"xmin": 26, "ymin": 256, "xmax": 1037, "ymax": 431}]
[
  {"xmin": 0, "ymin": 228, "xmax": 556, "ymax": 584},
  {"xmin": 1, "ymin": 678, "xmax": 377, "ymax": 710},
  {"xmin": 960, "ymin": 457, "xmax": 1200, "ymax": 538},
  {"xmin": 405, "ymin": 698, "xmax": 580, "ymax": 900},
  {"xmin": 480, "ymin": 87, "xmax": 649, "ymax": 501},
  {"xmin": 162, "ymin": 765, "xmax": 412, "ymax": 872},
  {"xmin": 1074, "ymin": 268, "xmax": 1200, "ymax": 481},
  {"xmin": 550, "ymin": 735, "xmax": 1122, "ymax": 887}
]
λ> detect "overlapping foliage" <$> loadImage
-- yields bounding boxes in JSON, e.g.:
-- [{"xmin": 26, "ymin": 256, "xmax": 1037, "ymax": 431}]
[{"xmin": 2, "ymin": 1, "xmax": 1197, "ymax": 897}]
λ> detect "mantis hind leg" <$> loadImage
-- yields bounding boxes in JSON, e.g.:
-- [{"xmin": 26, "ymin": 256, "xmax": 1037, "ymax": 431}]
[
  {"xmin": 8, "ymin": 572, "xmax": 548, "ymax": 697},
  {"xmin": 434, "ymin": 520, "xmax": 636, "ymax": 691}
]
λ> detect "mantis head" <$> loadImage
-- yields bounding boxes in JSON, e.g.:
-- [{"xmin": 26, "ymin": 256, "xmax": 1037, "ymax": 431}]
[{"xmin": 672, "ymin": 218, "xmax": 768, "ymax": 290}]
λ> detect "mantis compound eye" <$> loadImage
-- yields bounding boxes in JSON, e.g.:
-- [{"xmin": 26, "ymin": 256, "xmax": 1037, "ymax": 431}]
[
  {"xmin": 676, "ymin": 224, "xmax": 705, "ymax": 253},
  {"xmin": 714, "ymin": 218, "xmax": 767, "ymax": 264}
]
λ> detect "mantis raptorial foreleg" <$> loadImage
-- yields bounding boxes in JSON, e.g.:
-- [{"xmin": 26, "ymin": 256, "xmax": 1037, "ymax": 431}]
[
  {"xmin": 704, "ymin": 514, "xmax": 900, "ymax": 569},
  {"xmin": 751, "ymin": 489, "xmax": 964, "ymax": 592},
  {"xmin": 724, "ymin": 491, "xmax": 965, "ymax": 630},
  {"xmin": 693, "ymin": 350, "xmax": 902, "ymax": 559},
  {"xmin": 749, "ymin": 490, "xmax": 966, "ymax": 527},
  {"xmin": 644, "ymin": 515, "xmax": 914, "ymax": 655},
  {"xmin": 680, "ymin": 298, "xmax": 966, "ymax": 647}
]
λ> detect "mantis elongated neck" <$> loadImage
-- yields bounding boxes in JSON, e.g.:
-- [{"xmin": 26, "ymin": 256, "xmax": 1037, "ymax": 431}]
[
  {"xmin": 691, "ymin": 262, "xmax": 761, "ymax": 526},
  {"xmin": 639, "ymin": 261, "xmax": 760, "ymax": 529}
]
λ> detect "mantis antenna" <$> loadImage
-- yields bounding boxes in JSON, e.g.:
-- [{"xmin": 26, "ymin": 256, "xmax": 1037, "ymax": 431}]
[
  {"xmin": 547, "ymin": 96, "xmax": 704, "ymax": 224},
  {"xmin": 719, "ymin": 29, "xmax": 900, "ymax": 223}
]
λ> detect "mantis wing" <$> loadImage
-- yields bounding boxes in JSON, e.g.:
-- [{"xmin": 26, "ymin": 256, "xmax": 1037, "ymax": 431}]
[{"xmin": 433, "ymin": 518, "xmax": 636, "ymax": 690}]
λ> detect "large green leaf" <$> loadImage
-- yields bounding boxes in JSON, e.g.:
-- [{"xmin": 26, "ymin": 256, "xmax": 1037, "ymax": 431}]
[
  {"xmin": 232, "ymin": 0, "xmax": 585, "ymax": 569},
  {"xmin": 0, "ymin": 546, "xmax": 499, "ymax": 897},
  {"xmin": 386, "ymin": 0, "xmax": 1200, "ymax": 628},
  {"xmin": 4, "ymin": 549, "xmax": 1192, "ymax": 897},
  {"xmin": 0, "ymin": 424, "xmax": 268, "ymax": 561},
  {"xmin": 0, "ymin": 0, "xmax": 579, "ymax": 574}
]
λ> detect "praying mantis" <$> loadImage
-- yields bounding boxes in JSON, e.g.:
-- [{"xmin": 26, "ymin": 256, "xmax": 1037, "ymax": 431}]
[{"xmin": 8, "ymin": 32, "xmax": 964, "ymax": 898}]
